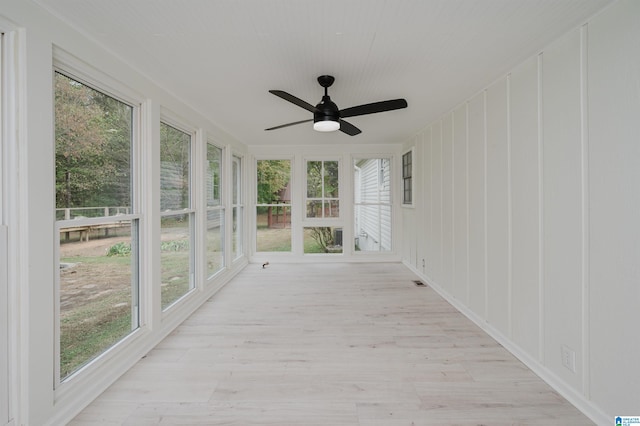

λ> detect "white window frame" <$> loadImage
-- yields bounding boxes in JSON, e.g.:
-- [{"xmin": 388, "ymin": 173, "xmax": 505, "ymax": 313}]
[
  {"xmin": 231, "ymin": 154, "xmax": 244, "ymax": 261},
  {"xmin": 52, "ymin": 53, "xmax": 144, "ymax": 387},
  {"xmin": 254, "ymin": 157, "xmax": 293, "ymax": 254},
  {"xmin": 353, "ymin": 156, "xmax": 393, "ymax": 252},
  {"xmin": 401, "ymin": 148, "xmax": 414, "ymax": 207},
  {"xmin": 303, "ymin": 158, "xmax": 341, "ymax": 221},
  {"xmin": 159, "ymin": 117, "xmax": 197, "ymax": 311},
  {"xmin": 205, "ymin": 139, "xmax": 225, "ymax": 279}
]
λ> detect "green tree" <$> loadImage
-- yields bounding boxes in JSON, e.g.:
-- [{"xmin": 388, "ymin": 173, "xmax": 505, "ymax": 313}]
[
  {"xmin": 55, "ymin": 72, "xmax": 132, "ymax": 211},
  {"xmin": 257, "ymin": 160, "xmax": 290, "ymax": 204}
]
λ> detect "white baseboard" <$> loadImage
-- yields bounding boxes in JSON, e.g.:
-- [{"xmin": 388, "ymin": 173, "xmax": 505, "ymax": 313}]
[{"xmin": 402, "ymin": 260, "xmax": 610, "ymax": 426}]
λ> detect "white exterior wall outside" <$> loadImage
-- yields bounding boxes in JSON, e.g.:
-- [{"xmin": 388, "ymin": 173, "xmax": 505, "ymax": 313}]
[
  {"xmin": 355, "ymin": 159, "xmax": 391, "ymax": 252},
  {"xmin": 357, "ymin": 160, "xmax": 379, "ymax": 251}
]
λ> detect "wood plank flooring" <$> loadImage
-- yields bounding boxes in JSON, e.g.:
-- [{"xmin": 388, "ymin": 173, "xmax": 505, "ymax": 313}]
[{"xmin": 69, "ymin": 262, "xmax": 593, "ymax": 425}]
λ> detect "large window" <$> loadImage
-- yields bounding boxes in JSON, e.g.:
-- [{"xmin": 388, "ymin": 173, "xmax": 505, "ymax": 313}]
[
  {"xmin": 256, "ymin": 159, "xmax": 291, "ymax": 252},
  {"xmin": 54, "ymin": 71, "xmax": 139, "ymax": 381},
  {"xmin": 160, "ymin": 122, "xmax": 194, "ymax": 310},
  {"xmin": 232, "ymin": 155, "xmax": 243, "ymax": 260},
  {"xmin": 306, "ymin": 160, "xmax": 339, "ymax": 218},
  {"xmin": 354, "ymin": 158, "xmax": 392, "ymax": 252},
  {"xmin": 206, "ymin": 142, "xmax": 224, "ymax": 278}
]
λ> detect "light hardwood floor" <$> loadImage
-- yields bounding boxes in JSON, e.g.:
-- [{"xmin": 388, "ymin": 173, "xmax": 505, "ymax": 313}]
[{"xmin": 69, "ymin": 262, "xmax": 593, "ymax": 425}]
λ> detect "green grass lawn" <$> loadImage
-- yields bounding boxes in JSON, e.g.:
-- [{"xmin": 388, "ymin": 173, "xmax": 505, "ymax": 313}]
[
  {"xmin": 60, "ymin": 296, "xmax": 132, "ymax": 378},
  {"xmin": 59, "ymin": 237, "xmax": 195, "ymax": 378},
  {"xmin": 59, "ymin": 222, "xmax": 336, "ymax": 379},
  {"xmin": 59, "ymin": 254, "xmax": 133, "ymax": 378}
]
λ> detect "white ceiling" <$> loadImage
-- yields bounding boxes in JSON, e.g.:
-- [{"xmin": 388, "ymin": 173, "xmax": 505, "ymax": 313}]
[{"xmin": 37, "ymin": 0, "xmax": 613, "ymax": 146}]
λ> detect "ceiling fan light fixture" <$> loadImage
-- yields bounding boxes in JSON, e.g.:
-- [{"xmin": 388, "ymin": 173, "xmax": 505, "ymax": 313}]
[
  {"xmin": 266, "ymin": 75, "xmax": 407, "ymax": 136},
  {"xmin": 313, "ymin": 119, "xmax": 340, "ymax": 132}
]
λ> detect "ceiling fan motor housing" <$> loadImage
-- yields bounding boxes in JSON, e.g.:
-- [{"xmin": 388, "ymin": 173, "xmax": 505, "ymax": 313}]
[{"xmin": 314, "ymin": 95, "xmax": 340, "ymax": 124}]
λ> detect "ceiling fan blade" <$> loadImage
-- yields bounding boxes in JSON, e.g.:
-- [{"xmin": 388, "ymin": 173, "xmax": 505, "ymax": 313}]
[
  {"xmin": 265, "ymin": 118, "xmax": 313, "ymax": 131},
  {"xmin": 269, "ymin": 90, "xmax": 317, "ymax": 113},
  {"xmin": 340, "ymin": 98, "xmax": 408, "ymax": 118},
  {"xmin": 339, "ymin": 119, "xmax": 362, "ymax": 136}
]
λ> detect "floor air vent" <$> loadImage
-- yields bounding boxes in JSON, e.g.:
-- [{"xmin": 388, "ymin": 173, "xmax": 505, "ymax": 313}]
[{"xmin": 413, "ymin": 280, "xmax": 426, "ymax": 287}]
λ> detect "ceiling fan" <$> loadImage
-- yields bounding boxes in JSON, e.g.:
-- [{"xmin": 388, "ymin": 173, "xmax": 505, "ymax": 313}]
[{"xmin": 265, "ymin": 75, "xmax": 408, "ymax": 136}]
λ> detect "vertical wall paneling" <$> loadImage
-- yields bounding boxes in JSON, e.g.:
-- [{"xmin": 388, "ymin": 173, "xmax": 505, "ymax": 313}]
[
  {"xmin": 537, "ymin": 53, "xmax": 545, "ymax": 364},
  {"xmin": 430, "ymin": 122, "xmax": 443, "ymax": 286},
  {"xmin": 422, "ymin": 130, "xmax": 432, "ymax": 277},
  {"xmin": 506, "ymin": 75, "xmax": 512, "ymax": 338},
  {"xmin": 441, "ymin": 115, "xmax": 454, "ymax": 292},
  {"xmin": 453, "ymin": 105, "xmax": 468, "ymax": 303},
  {"xmin": 404, "ymin": 3, "xmax": 639, "ymax": 420},
  {"xmin": 464, "ymin": 106, "xmax": 470, "ymax": 305},
  {"xmin": 0, "ymin": 225, "xmax": 8, "ymax": 424},
  {"xmin": 587, "ymin": 0, "xmax": 640, "ymax": 414},
  {"xmin": 542, "ymin": 30, "xmax": 583, "ymax": 389},
  {"xmin": 579, "ymin": 24, "xmax": 590, "ymax": 399},
  {"xmin": 485, "ymin": 79, "xmax": 510, "ymax": 335},
  {"xmin": 467, "ymin": 93, "xmax": 486, "ymax": 316},
  {"xmin": 413, "ymin": 136, "xmax": 420, "ymax": 267},
  {"xmin": 509, "ymin": 56, "xmax": 541, "ymax": 358}
]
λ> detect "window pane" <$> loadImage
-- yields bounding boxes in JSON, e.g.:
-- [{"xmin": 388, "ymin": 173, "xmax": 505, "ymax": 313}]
[
  {"xmin": 324, "ymin": 200, "xmax": 340, "ymax": 217},
  {"xmin": 161, "ymin": 214, "xmax": 192, "ymax": 309},
  {"xmin": 323, "ymin": 161, "xmax": 339, "ymax": 197},
  {"xmin": 354, "ymin": 158, "xmax": 392, "ymax": 252},
  {"xmin": 355, "ymin": 205, "xmax": 392, "ymax": 251},
  {"xmin": 232, "ymin": 158, "xmax": 239, "ymax": 205},
  {"xmin": 232, "ymin": 155, "xmax": 243, "ymax": 259},
  {"xmin": 306, "ymin": 161, "xmax": 322, "ymax": 198},
  {"xmin": 55, "ymin": 71, "xmax": 138, "ymax": 382},
  {"xmin": 306, "ymin": 200, "xmax": 320, "ymax": 218},
  {"xmin": 160, "ymin": 123, "xmax": 191, "ymax": 211},
  {"xmin": 304, "ymin": 227, "xmax": 343, "ymax": 254},
  {"xmin": 402, "ymin": 151, "xmax": 412, "ymax": 177},
  {"xmin": 55, "ymin": 72, "xmax": 132, "ymax": 215},
  {"xmin": 257, "ymin": 160, "xmax": 290, "ymax": 204},
  {"xmin": 207, "ymin": 144, "xmax": 221, "ymax": 207},
  {"xmin": 257, "ymin": 206, "xmax": 291, "ymax": 252},
  {"xmin": 232, "ymin": 206, "xmax": 243, "ymax": 259},
  {"xmin": 402, "ymin": 151, "xmax": 412, "ymax": 205},
  {"xmin": 206, "ymin": 209, "xmax": 224, "ymax": 278},
  {"xmin": 306, "ymin": 160, "xmax": 340, "ymax": 218},
  {"xmin": 404, "ymin": 178, "xmax": 412, "ymax": 204},
  {"xmin": 59, "ymin": 220, "xmax": 138, "ymax": 379},
  {"xmin": 256, "ymin": 160, "xmax": 291, "ymax": 252}
]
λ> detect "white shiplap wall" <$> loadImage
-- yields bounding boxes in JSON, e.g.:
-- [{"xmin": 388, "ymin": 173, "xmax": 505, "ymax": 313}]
[{"xmin": 402, "ymin": 1, "xmax": 640, "ymax": 423}]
